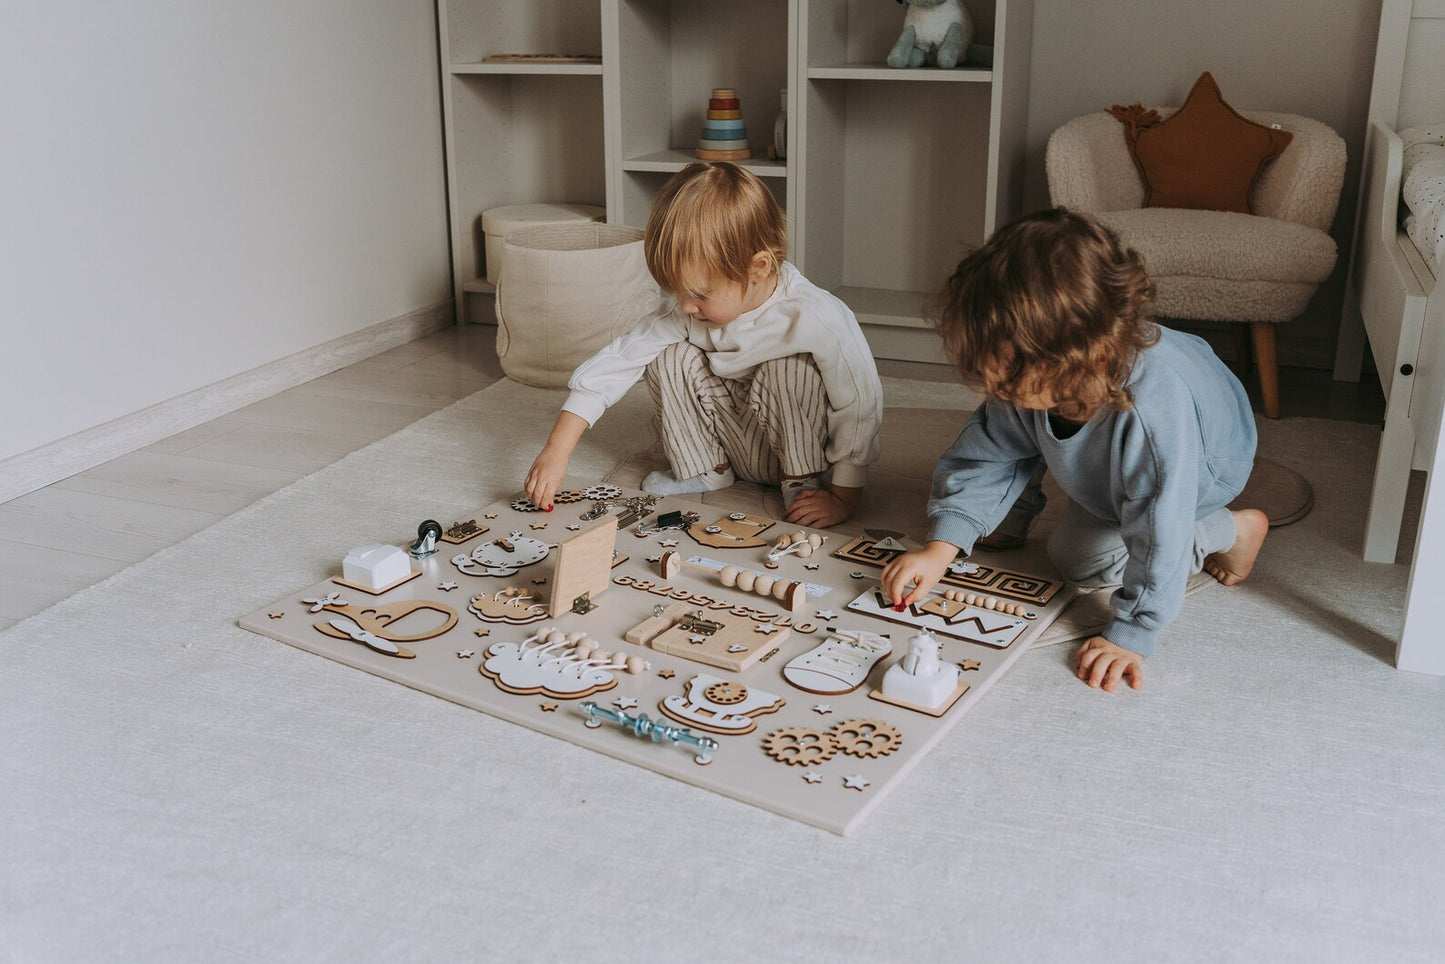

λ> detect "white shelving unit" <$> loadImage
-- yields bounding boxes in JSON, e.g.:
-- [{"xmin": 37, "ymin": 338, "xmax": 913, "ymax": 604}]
[{"xmin": 437, "ymin": 0, "xmax": 1032, "ymax": 359}]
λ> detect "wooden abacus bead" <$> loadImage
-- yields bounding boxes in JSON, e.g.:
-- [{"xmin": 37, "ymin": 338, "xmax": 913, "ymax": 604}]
[
  {"xmin": 626, "ymin": 655, "xmax": 646, "ymax": 674},
  {"xmin": 964, "ymin": 593, "xmax": 978, "ymax": 606},
  {"xmin": 593, "ymin": 650, "xmax": 612, "ymax": 663},
  {"xmin": 776, "ymin": 534, "xmax": 793, "ymax": 549},
  {"xmin": 772, "ymin": 579, "xmax": 791, "ymax": 601},
  {"xmin": 737, "ymin": 569, "xmax": 757, "ymax": 592},
  {"xmin": 754, "ymin": 574, "xmax": 775, "ymax": 595},
  {"xmin": 573, "ymin": 637, "xmax": 598, "ymax": 658},
  {"xmin": 546, "ymin": 630, "xmax": 568, "ymax": 645},
  {"xmin": 720, "ymin": 565, "xmax": 739, "ymax": 587},
  {"xmin": 807, "ymin": 534, "xmax": 822, "ymax": 548},
  {"xmin": 791, "ymin": 530, "xmax": 807, "ymax": 544},
  {"xmin": 797, "ymin": 544, "xmax": 813, "ymax": 558},
  {"xmin": 945, "ymin": 589, "xmax": 960, "ymax": 602}
]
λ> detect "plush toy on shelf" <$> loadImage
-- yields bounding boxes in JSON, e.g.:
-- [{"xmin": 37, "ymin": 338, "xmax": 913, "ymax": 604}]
[{"xmin": 886, "ymin": 0, "xmax": 974, "ymax": 70}]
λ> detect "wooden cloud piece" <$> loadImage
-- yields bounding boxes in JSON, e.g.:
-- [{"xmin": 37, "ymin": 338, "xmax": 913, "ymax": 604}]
[
  {"xmin": 658, "ymin": 673, "xmax": 786, "ymax": 735},
  {"xmin": 687, "ymin": 512, "xmax": 775, "ymax": 549},
  {"xmin": 479, "ymin": 626, "xmax": 631, "ymax": 700},
  {"xmin": 625, "ymin": 601, "xmax": 788, "ymax": 673},
  {"xmin": 467, "ymin": 587, "xmax": 549, "ymax": 625},
  {"xmin": 832, "ymin": 535, "xmax": 1062, "ymax": 604},
  {"xmin": 549, "ymin": 517, "xmax": 618, "ymax": 616}
]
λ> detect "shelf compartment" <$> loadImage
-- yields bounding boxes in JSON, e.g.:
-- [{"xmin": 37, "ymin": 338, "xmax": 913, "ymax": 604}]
[
  {"xmin": 451, "ymin": 62, "xmax": 603, "ymax": 77},
  {"xmin": 807, "ymin": 64, "xmax": 992, "ymax": 83},
  {"xmin": 622, "ymin": 149, "xmax": 786, "ymax": 178}
]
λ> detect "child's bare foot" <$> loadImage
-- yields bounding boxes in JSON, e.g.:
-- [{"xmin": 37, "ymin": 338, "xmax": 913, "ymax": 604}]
[{"xmin": 1203, "ymin": 508, "xmax": 1268, "ymax": 586}]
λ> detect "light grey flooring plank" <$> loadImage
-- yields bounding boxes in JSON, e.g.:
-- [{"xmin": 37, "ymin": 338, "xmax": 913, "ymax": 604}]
[
  {"xmin": 0, "ymin": 540, "xmax": 127, "ymax": 622},
  {"xmin": 226, "ymin": 391, "xmax": 438, "ymax": 438},
  {"xmin": 53, "ymin": 451, "xmax": 302, "ymax": 515},
  {"xmin": 175, "ymin": 422, "xmax": 388, "ymax": 475},
  {"xmin": 0, "ymin": 487, "xmax": 222, "ymax": 563},
  {"xmin": 142, "ymin": 416, "xmax": 251, "ymax": 455}
]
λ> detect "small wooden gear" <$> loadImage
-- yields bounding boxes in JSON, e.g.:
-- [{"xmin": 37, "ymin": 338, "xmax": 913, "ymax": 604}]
[
  {"xmin": 829, "ymin": 718, "xmax": 902, "ymax": 759},
  {"xmin": 762, "ymin": 727, "xmax": 839, "ymax": 766}
]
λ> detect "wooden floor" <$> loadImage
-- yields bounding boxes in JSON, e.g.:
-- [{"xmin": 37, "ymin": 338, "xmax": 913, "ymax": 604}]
[{"xmin": 0, "ymin": 323, "xmax": 1386, "ymax": 631}]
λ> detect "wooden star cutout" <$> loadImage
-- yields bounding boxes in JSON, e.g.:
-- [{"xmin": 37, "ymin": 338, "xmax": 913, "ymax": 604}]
[
  {"xmin": 802, "ymin": 771, "xmax": 823, "ymax": 784},
  {"xmin": 958, "ymin": 659, "xmax": 982, "ymax": 672},
  {"xmin": 657, "ymin": 669, "xmax": 676, "ymax": 679},
  {"xmin": 540, "ymin": 702, "xmax": 558, "ymax": 712},
  {"xmin": 613, "ymin": 696, "xmax": 638, "ymax": 710},
  {"xmin": 566, "ymin": 524, "xmax": 581, "ymax": 531},
  {"xmin": 438, "ymin": 581, "xmax": 458, "ymax": 591},
  {"xmin": 813, "ymin": 703, "xmax": 833, "ymax": 715},
  {"xmin": 474, "ymin": 628, "xmax": 491, "ymax": 638},
  {"xmin": 804, "ymin": 563, "xmax": 820, "ymax": 571},
  {"xmin": 530, "ymin": 522, "xmax": 548, "ymax": 531},
  {"xmin": 484, "ymin": 513, "xmax": 498, "ymax": 519},
  {"xmin": 532, "ymin": 578, "xmax": 547, "ymax": 585},
  {"xmin": 843, "ymin": 774, "xmax": 871, "ymax": 791},
  {"xmin": 267, "ymin": 612, "xmax": 284, "ymax": 619},
  {"xmin": 456, "ymin": 649, "xmax": 475, "ymax": 659}
]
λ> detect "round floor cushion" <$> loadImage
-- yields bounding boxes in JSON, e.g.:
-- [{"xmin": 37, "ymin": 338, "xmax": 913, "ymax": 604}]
[{"xmin": 1229, "ymin": 456, "xmax": 1314, "ymax": 526}]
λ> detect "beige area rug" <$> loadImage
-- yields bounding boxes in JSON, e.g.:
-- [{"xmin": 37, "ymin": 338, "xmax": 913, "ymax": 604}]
[
  {"xmin": 607, "ymin": 396, "xmax": 1315, "ymax": 648},
  {"xmin": 5, "ymin": 374, "xmax": 1440, "ymax": 962}
]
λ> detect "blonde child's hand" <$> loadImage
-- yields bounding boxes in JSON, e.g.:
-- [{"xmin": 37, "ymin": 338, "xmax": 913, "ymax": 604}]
[
  {"xmin": 524, "ymin": 412, "xmax": 589, "ymax": 510},
  {"xmin": 785, "ymin": 484, "xmax": 860, "ymax": 528},
  {"xmin": 524, "ymin": 446, "xmax": 569, "ymax": 510},
  {"xmin": 1074, "ymin": 636, "xmax": 1144, "ymax": 692},
  {"xmin": 879, "ymin": 541, "xmax": 958, "ymax": 607}
]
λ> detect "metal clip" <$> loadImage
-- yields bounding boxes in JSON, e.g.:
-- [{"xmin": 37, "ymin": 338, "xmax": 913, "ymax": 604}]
[{"xmin": 677, "ymin": 611, "xmax": 723, "ymax": 637}]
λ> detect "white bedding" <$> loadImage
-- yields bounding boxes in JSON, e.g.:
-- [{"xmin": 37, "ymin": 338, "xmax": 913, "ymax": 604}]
[{"xmin": 1401, "ymin": 123, "xmax": 1445, "ymax": 273}]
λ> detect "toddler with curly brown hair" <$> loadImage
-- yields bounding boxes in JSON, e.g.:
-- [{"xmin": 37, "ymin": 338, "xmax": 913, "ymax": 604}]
[{"xmin": 881, "ymin": 208, "xmax": 1267, "ymax": 692}]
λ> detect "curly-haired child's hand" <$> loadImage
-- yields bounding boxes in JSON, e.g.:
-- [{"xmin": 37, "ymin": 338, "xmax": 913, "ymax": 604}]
[
  {"xmin": 879, "ymin": 541, "xmax": 958, "ymax": 607},
  {"xmin": 524, "ymin": 446, "xmax": 570, "ymax": 510},
  {"xmin": 1074, "ymin": 636, "xmax": 1144, "ymax": 692}
]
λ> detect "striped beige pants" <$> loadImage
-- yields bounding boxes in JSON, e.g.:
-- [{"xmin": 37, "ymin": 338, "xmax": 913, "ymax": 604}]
[{"xmin": 644, "ymin": 342, "xmax": 828, "ymax": 486}]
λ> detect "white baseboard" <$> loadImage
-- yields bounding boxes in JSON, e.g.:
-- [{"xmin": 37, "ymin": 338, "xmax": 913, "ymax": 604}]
[{"xmin": 0, "ymin": 301, "xmax": 454, "ymax": 504}]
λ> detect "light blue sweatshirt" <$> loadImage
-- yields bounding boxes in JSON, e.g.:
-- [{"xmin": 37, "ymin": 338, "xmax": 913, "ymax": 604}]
[{"xmin": 927, "ymin": 327, "xmax": 1257, "ymax": 654}]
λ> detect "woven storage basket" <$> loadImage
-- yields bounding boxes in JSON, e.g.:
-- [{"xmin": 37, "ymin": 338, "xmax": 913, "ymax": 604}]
[{"xmin": 495, "ymin": 223, "xmax": 662, "ymax": 389}]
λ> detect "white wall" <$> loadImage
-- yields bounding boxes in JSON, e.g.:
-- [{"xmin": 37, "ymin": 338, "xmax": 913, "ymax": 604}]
[
  {"xmin": 0, "ymin": 1, "xmax": 451, "ymax": 465},
  {"xmin": 1023, "ymin": 0, "xmax": 1384, "ymax": 369}
]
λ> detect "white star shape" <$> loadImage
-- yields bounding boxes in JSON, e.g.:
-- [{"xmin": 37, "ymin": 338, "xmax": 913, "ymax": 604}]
[
  {"xmin": 802, "ymin": 772, "xmax": 822, "ymax": 784},
  {"xmin": 843, "ymin": 774, "xmax": 871, "ymax": 791},
  {"xmin": 805, "ymin": 563, "xmax": 820, "ymax": 570},
  {"xmin": 456, "ymin": 649, "xmax": 474, "ymax": 659},
  {"xmin": 754, "ymin": 622, "xmax": 777, "ymax": 634},
  {"xmin": 647, "ymin": 555, "xmax": 661, "ymax": 563},
  {"xmin": 438, "ymin": 581, "xmax": 458, "ymax": 591},
  {"xmin": 658, "ymin": 538, "xmax": 679, "ymax": 548},
  {"xmin": 613, "ymin": 696, "xmax": 638, "ymax": 710},
  {"xmin": 566, "ymin": 523, "xmax": 581, "ymax": 531},
  {"xmin": 815, "ymin": 609, "xmax": 837, "ymax": 620},
  {"xmin": 727, "ymin": 644, "xmax": 747, "ymax": 653},
  {"xmin": 813, "ymin": 703, "xmax": 833, "ymax": 715},
  {"xmin": 689, "ymin": 635, "xmax": 706, "ymax": 645}
]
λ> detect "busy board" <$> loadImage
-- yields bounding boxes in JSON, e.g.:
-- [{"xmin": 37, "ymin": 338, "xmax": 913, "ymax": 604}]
[{"xmin": 239, "ymin": 483, "xmax": 1075, "ymax": 835}]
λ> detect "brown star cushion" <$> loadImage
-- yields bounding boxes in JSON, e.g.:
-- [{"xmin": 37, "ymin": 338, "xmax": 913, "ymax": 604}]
[{"xmin": 1108, "ymin": 72, "xmax": 1293, "ymax": 214}]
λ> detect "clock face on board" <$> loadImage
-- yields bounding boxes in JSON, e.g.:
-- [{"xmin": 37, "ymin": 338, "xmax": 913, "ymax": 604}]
[{"xmin": 452, "ymin": 531, "xmax": 551, "ymax": 577}]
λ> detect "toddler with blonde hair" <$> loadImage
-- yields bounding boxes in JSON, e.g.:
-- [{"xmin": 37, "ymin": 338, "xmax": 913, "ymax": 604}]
[{"xmin": 525, "ymin": 162, "xmax": 882, "ymax": 528}]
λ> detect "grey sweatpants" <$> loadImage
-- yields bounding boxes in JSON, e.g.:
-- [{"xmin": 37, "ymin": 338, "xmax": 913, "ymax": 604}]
[{"xmin": 1045, "ymin": 498, "xmax": 1238, "ymax": 588}]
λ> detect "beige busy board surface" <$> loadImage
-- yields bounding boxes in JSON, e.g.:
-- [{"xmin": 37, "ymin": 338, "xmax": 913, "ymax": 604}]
[{"xmin": 239, "ymin": 484, "xmax": 1075, "ymax": 836}]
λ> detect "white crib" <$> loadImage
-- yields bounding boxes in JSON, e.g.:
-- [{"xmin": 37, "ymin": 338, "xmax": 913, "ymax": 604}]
[{"xmin": 1334, "ymin": 0, "xmax": 1445, "ymax": 674}]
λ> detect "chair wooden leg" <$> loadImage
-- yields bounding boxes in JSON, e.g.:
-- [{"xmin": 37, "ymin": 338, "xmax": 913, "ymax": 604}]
[
  {"xmin": 1250, "ymin": 321, "xmax": 1280, "ymax": 418},
  {"xmin": 1231, "ymin": 323, "xmax": 1253, "ymax": 372}
]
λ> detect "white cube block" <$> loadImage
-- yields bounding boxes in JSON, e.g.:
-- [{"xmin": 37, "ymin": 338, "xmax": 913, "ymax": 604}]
[{"xmin": 342, "ymin": 544, "xmax": 411, "ymax": 590}]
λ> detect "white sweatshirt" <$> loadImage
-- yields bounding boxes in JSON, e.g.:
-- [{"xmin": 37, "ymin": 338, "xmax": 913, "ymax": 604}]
[{"xmin": 562, "ymin": 262, "xmax": 883, "ymax": 487}]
